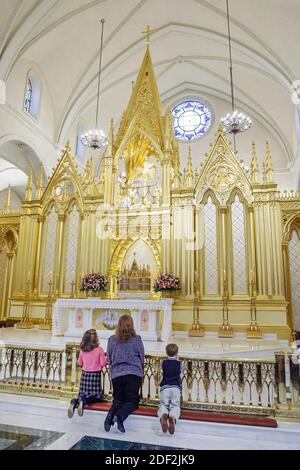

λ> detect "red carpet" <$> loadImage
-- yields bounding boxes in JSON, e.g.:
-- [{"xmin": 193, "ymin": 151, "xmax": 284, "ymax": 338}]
[{"xmin": 86, "ymin": 402, "xmax": 277, "ymax": 428}]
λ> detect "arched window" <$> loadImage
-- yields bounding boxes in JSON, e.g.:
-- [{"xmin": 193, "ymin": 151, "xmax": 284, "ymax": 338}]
[
  {"xmin": 23, "ymin": 70, "xmax": 41, "ymax": 118},
  {"xmin": 24, "ymin": 78, "xmax": 32, "ymax": 113}
]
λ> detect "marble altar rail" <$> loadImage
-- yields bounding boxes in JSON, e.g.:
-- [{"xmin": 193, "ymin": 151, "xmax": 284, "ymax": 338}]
[{"xmin": 0, "ymin": 343, "xmax": 299, "ymax": 417}]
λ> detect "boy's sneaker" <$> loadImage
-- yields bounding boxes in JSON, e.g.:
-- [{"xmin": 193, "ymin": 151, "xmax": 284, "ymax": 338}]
[
  {"xmin": 168, "ymin": 416, "xmax": 175, "ymax": 435},
  {"xmin": 160, "ymin": 414, "xmax": 168, "ymax": 433},
  {"xmin": 77, "ymin": 400, "xmax": 84, "ymax": 417}
]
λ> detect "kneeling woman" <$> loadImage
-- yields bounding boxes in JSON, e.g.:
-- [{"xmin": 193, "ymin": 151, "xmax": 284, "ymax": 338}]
[{"xmin": 105, "ymin": 315, "xmax": 145, "ymax": 433}]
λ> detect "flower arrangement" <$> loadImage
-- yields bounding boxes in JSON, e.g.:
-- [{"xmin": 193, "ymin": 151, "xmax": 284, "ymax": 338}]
[
  {"xmin": 153, "ymin": 273, "xmax": 180, "ymax": 292},
  {"xmin": 80, "ymin": 273, "xmax": 108, "ymax": 292}
]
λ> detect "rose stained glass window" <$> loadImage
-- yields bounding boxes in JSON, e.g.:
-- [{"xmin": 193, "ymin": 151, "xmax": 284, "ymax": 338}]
[{"xmin": 172, "ymin": 100, "xmax": 212, "ymax": 141}]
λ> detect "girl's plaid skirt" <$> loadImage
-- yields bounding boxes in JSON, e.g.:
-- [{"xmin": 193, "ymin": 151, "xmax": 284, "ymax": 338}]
[{"xmin": 78, "ymin": 371, "xmax": 102, "ymax": 400}]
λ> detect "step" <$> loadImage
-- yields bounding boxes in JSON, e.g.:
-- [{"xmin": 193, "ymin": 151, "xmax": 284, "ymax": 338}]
[{"xmin": 86, "ymin": 402, "xmax": 277, "ymax": 428}]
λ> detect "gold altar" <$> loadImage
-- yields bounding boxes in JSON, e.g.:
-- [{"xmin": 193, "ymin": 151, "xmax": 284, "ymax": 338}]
[{"xmin": 0, "ymin": 39, "xmax": 299, "ymax": 341}]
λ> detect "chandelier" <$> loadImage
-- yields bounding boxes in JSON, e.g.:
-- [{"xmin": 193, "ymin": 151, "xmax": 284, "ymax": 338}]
[
  {"xmin": 81, "ymin": 19, "xmax": 108, "ymax": 150},
  {"xmin": 220, "ymin": 0, "xmax": 252, "ymax": 135}
]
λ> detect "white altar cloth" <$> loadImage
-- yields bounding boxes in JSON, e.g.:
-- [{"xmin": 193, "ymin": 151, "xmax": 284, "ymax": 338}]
[{"xmin": 52, "ymin": 298, "xmax": 173, "ymax": 342}]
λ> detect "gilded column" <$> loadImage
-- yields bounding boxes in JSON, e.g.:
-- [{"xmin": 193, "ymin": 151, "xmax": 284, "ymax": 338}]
[
  {"xmin": 1, "ymin": 252, "xmax": 13, "ymax": 320},
  {"xmin": 282, "ymin": 241, "xmax": 293, "ymax": 330}
]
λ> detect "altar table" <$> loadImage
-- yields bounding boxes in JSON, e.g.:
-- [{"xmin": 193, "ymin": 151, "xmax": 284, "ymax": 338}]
[{"xmin": 52, "ymin": 298, "xmax": 173, "ymax": 342}]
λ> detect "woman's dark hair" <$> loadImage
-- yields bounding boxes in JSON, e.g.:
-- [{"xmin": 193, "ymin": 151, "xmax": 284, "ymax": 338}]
[
  {"xmin": 115, "ymin": 314, "xmax": 136, "ymax": 342},
  {"xmin": 80, "ymin": 329, "xmax": 99, "ymax": 352}
]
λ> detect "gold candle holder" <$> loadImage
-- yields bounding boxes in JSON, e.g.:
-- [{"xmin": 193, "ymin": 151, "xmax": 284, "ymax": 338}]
[
  {"xmin": 246, "ymin": 278, "xmax": 262, "ymax": 338},
  {"xmin": 70, "ymin": 280, "xmax": 75, "ymax": 298},
  {"xmin": 39, "ymin": 280, "xmax": 53, "ymax": 331},
  {"xmin": 218, "ymin": 276, "xmax": 233, "ymax": 338},
  {"xmin": 16, "ymin": 278, "xmax": 33, "ymax": 329},
  {"xmin": 189, "ymin": 271, "xmax": 204, "ymax": 337}
]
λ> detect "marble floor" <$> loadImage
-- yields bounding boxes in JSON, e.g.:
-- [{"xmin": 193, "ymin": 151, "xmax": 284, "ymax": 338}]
[
  {"xmin": 0, "ymin": 393, "xmax": 299, "ymax": 450},
  {"xmin": 0, "ymin": 327, "xmax": 289, "ymax": 358},
  {"xmin": 0, "ymin": 424, "xmax": 63, "ymax": 450}
]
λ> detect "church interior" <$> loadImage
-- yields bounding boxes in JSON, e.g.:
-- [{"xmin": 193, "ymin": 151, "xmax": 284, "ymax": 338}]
[{"xmin": 0, "ymin": 0, "xmax": 300, "ymax": 451}]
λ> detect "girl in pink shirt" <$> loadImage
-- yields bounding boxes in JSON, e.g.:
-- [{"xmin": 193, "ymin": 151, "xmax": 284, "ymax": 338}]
[{"xmin": 68, "ymin": 329, "xmax": 106, "ymax": 418}]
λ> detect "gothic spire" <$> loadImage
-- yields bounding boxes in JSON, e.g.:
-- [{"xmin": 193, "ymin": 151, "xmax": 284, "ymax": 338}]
[
  {"xmin": 185, "ymin": 144, "xmax": 193, "ymax": 188},
  {"xmin": 36, "ymin": 163, "xmax": 44, "ymax": 199},
  {"xmin": 24, "ymin": 165, "xmax": 33, "ymax": 202},
  {"xmin": 251, "ymin": 142, "xmax": 259, "ymax": 184},
  {"xmin": 4, "ymin": 185, "xmax": 11, "ymax": 213},
  {"xmin": 265, "ymin": 141, "xmax": 274, "ymax": 183}
]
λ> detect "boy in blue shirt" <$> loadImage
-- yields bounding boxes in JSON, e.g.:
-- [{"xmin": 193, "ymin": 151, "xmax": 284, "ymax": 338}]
[{"xmin": 158, "ymin": 343, "xmax": 184, "ymax": 435}]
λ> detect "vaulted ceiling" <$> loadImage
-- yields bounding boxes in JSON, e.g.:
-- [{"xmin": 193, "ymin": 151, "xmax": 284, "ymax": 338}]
[{"xmin": 0, "ymin": 0, "xmax": 299, "ymax": 182}]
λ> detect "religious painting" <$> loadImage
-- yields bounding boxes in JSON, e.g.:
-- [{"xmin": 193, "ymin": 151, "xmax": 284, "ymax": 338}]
[
  {"xmin": 92, "ymin": 309, "xmax": 131, "ymax": 330},
  {"xmin": 75, "ymin": 308, "xmax": 83, "ymax": 329}
]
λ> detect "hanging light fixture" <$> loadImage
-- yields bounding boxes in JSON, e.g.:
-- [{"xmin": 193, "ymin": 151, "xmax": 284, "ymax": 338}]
[
  {"xmin": 81, "ymin": 19, "xmax": 108, "ymax": 150},
  {"xmin": 220, "ymin": 0, "xmax": 252, "ymax": 135}
]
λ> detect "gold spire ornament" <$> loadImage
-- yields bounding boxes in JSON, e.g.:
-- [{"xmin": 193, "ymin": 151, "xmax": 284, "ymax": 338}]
[
  {"xmin": 251, "ymin": 142, "xmax": 259, "ymax": 184},
  {"xmin": 172, "ymin": 141, "xmax": 181, "ymax": 189},
  {"xmin": 265, "ymin": 141, "xmax": 274, "ymax": 183},
  {"xmin": 36, "ymin": 163, "xmax": 44, "ymax": 199},
  {"xmin": 3, "ymin": 185, "xmax": 11, "ymax": 213},
  {"xmin": 185, "ymin": 145, "xmax": 194, "ymax": 188},
  {"xmin": 262, "ymin": 161, "xmax": 267, "ymax": 184},
  {"xmin": 24, "ymin": 165, "xmax": 33, "ymax": 202}
]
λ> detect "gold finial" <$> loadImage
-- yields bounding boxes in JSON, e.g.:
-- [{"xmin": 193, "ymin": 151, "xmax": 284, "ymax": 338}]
[
  {"xmin": 251, "ymin": 142, "xmax": 259, "ymax": 185},
  {"xmin": 141, "ymin": 25, "xmax": 156, "ymax": 46},
  {"xmin": 4, "ymin": 185, "xmax": 11, "ymax": 213},
  {"xmin": 265, "ymin": 141, "xmax": 274, "ymax": 183},
  {"xmin": 24, "ymin": 165, "xmax": 33, "ymax": 202},
  {"xmin": 36, "ymin": 162, "xmax": 44, "ymax": 199}
]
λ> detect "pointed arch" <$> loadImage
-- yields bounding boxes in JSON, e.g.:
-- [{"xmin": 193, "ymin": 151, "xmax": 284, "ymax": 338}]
[
  {"xmin": 110, "ymin": 237, "xmax": 161, "ymax": 277},
  {"xmin": 200, "ymin": 188, "xmax": 220, "ymax": 206}
]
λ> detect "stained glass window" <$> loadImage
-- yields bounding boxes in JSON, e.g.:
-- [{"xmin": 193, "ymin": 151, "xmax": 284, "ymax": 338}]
[
  {"xmin": 24, "ymin": 78, "xmax": 32, "ymax": 113},
  {"xmin": 172, "ymin": 100, "xmax": 212, "ymax": 141}
]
